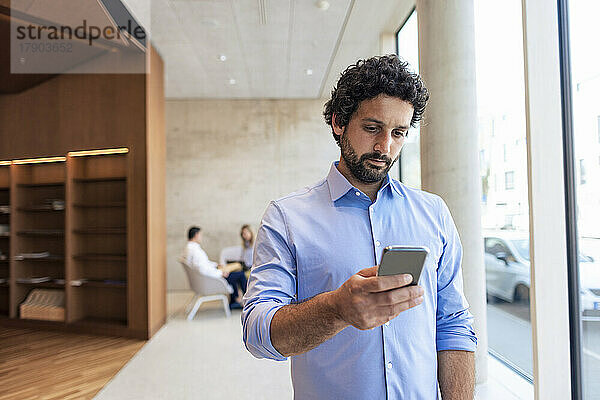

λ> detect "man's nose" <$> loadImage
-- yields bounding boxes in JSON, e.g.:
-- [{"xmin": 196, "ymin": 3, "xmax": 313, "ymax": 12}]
[{"xmin": 373, "ymin": 131, "xmax": 393, "ymax": 154}]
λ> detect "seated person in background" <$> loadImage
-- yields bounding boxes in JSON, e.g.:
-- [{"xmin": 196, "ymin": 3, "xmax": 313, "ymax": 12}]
[
  {"xmin": 240, "ymin": 224, "xmax": 255, "ymax": 271},
  {"xmin": 184, "ymin": 226, "xmax": 247, "ymax": 309}
]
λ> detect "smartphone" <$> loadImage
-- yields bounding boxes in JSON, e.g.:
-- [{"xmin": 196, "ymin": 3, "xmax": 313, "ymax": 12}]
[{"xmin": 377, "ymin": 245, "xmax": 430, "ymax": 285}]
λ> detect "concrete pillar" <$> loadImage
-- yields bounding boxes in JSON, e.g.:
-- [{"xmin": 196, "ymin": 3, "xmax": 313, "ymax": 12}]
[
  {"xmin": 416, "ymin": 0, "xmax": 488, "ymax": 383},
  {"xmin": 380, "ymin": 31, "xmax": 401, "ymax": 182}
]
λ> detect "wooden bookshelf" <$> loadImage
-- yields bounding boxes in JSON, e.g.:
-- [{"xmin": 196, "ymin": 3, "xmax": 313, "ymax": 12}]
[
  {"xmin": 67, "ymin": 152, "xmax": 129, "ymax": 328},
  {"xmin": 0, "ymin": 149, "xmax": 161, "ymax": 338},
  {"xmin": 10, "ymin": 160, "xmax": 66, "ymax": 322},
  {"xmin": 14, "ymin": 256, "xmax": 64, "ymax": 262},
  {"xmin": 72, "ymin": 253, "xmax": 127, "ymax": 261},
  {"xmin": 73, "ymin": 228, "xmax": 126, "ymax": 235},
  {"xmin": 0, "ymin": 45, "xmax": 166, "ymax": 339},
  {"xmin": 73, "ymin": 177, "xmax": 127, "ymax": 183},
  {"xmin": 17, "ymin": 282, "xmax": 65, "ymax": 289},
  {"xmin": 17, "ymin": 207, "xmax": 65, "ymax": 212},
  {"xmin": 0, "ymin": 164, "xmax": 9, "ymax": 317},
  {"xmin": 73, "ymin": 202, "xmax": 126, "ymax": 209},
  {"xmin": 75, "ymin": 280, "xmax": 127, "ymax": 289},
  {"xmin": 17, "ymin": 182, "xmax": 65, "ymax": 188}
]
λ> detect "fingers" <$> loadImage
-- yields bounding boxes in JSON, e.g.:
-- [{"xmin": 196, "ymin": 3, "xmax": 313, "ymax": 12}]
[
  {"xmin": 372, "ymin": 285, "xmax": 424, "ymax": 306},
  {"xmin": 361, "ymin": 273, "xmax": 414, "ymax": 293},
  {"xmin": 377, "ymin": 296, "xmax": 424, "ymax": 320},
  {"xmin": 353, "ymin": 295, "xmax": 424, "ymax": 330},
  {"xmin": 356, "ymin": 265, "xmax": 379, "ymax": 277}
]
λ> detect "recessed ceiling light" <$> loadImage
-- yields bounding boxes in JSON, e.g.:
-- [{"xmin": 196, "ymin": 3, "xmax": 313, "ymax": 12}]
[
  {"xmin": 306, "ymin": 69, "xmax": 314, "ymax": 75},
  {"xmin": 229, "ymin": 78, "xmax": 237, "ymax": 85},
  {"xmin": 315, "ymin": 0, "xmax": 330, "ymax": 11},
  {"xmin": 219, "ymin": 54, "xmax": 227, "ymax": 62}
]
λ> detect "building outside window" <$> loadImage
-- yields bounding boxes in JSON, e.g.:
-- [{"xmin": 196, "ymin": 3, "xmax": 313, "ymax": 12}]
[
  {"xmin": 505, "ymin": 171, "xmax": 515, "ymax": 190},
  {"xmin": 476, "ymin": 0, "xmax": 532, "ymax": 382},
  {"xmin": 568, "ymin": 1, "xmax": 600, "ymax": 397},
  {"xmin": 579, "ymin": 159, "xmax": 587, "ymax": 185},
  {"xmin": 398, "ymin": 0, "xmax": 535, "ymax": 383}
]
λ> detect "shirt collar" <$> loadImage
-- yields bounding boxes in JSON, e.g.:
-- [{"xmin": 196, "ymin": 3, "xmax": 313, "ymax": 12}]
[
  {"xmin": 327, "ymin": 162, "xmax": 354, "ymax": 202},
  {"xmin": 326, "ymin": 161, "xmax": 404, "ymax": 202},
  {"xmin": 389, "ymin": 176, "xmax": 404, "ymax": 197}
]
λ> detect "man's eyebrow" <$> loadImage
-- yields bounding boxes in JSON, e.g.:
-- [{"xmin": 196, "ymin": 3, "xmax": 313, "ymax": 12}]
[
  {"xmin": 362, "ymin": 118, "xmax": 409, "ymax": 130},
  {"xmin": 362, "ymin": 118, "xmax": 384, "ymax": 125}
]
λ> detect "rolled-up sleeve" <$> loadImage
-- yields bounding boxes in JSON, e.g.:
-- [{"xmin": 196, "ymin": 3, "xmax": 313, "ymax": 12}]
[
  {"xmin": 242, "ymin": 201, "xmax": 297, "ymax": 361},
  {"xmin": 435, "ymin": 197, "xmax": 478, "ymax": 352}
]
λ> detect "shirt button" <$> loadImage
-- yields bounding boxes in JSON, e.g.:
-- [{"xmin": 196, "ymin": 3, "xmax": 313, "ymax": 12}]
[
  {"xmin": 385, "ymin": 321, "xmax": 390, "ymax": 326},
  {"xmin": 355, "ymin": 191, "xmax": 361, "ymax": 196},
  {"xmin": 375, "ymin": 240, "xmax": 381, "ymax": 247},
  {"xmin": 387, "ymin": 362, "xmax": 393, "ymax": 369}
]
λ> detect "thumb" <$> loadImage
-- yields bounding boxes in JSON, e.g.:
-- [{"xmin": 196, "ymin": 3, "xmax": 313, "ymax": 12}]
[{"xmin": 357, "ymin": 265, "xmax": 378, "ymax": 277}]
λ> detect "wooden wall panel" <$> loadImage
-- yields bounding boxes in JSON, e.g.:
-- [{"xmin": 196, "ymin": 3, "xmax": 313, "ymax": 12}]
[
  {"xmin": 0, "ymin": 73, "xmax": 145, "ymax": 159},
  {"xmin": 127, "ymin": 147, "xmax": 148, "ymax": 335},
  {"xmin": 0, "ymin": 45, "xmax": 165, "ymax": 339},
  {"xmin": 146, "ymin": 46, "xmax": 166, "ymax": 337}
]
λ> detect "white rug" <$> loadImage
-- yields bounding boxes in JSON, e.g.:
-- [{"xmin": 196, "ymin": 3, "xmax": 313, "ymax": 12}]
[{"xmin": 94, "ymin": 303, "xmax": 293, "ymax": 400}]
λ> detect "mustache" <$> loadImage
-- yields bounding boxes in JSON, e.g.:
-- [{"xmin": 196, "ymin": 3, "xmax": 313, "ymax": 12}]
[{"xmin": 359, "ymin": 153, "xmax": 392, "ymax": 165}]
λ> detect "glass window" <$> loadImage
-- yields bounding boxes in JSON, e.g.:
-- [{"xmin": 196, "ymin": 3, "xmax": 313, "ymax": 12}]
[
  {"xmin": 505, "ymin": 171, "xmax": 515, "ymax": 190},
  {"xmin": 579, "ymin": 159, "xmax": 587, "ymax": 184},
  {"xmin": 512, "ymin": 239, "xmax": 530, "ymax": 261},
  {"xmin": 476, "ymin": 0, "xmax": 533, "ymax": 382},
  {"xmin": 395, "ymin": 9, "xmax": 420, "ymax": 189},
  {"xmin": 567, "ymin": 0, "xmax": 600, "ymax": 397},
  {"xmin": 485, "ymin": 237, "xmax": 513, "ymax": 258}
]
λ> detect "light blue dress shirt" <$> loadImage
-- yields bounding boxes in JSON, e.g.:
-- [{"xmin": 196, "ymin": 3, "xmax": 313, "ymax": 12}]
[{"xmin": 242, "ymin": 162, "xmax": 477, "ymax": 400}]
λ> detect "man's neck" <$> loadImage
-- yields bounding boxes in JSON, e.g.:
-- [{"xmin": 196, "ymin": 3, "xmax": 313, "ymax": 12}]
[{"xmin": 336, "ymin": 158, "xmax": 383, "ymax": 202}]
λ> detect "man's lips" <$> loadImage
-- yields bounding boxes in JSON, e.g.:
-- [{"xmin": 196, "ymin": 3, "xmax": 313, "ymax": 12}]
[{"xmin": 367, "ymin": 158, "xmax": 387, "ymax": 167}]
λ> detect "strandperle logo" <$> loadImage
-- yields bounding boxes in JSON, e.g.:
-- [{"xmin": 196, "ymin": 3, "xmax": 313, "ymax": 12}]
[{"xmin": 15, "ymin": 19, "xmax": 146, "ymax": 46}]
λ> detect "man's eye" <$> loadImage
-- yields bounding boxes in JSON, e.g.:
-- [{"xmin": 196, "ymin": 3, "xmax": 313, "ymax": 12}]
[
  {"xmin": 393, "ymin": 130, "xmax": 408, "ymax": 138},
  {"xmin": 364, "ymin": 126, "xmax": 378, "ymax": 132}
]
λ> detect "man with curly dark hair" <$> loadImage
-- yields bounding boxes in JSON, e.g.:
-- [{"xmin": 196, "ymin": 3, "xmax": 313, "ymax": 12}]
[{"xmin": 243, "ymin": 55, "xmax": 476, "ymax": 399}]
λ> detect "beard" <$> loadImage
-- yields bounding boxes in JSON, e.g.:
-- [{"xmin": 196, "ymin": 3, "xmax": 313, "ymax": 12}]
[{"xmin": 340, "ymin": 133, "xmax": 399, "ymax": 184}]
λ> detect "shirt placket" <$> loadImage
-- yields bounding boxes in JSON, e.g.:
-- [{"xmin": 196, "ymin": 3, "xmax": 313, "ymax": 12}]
[{"xmin": 368, "ymin": 199, "xmax": 392, "ymax": 399}]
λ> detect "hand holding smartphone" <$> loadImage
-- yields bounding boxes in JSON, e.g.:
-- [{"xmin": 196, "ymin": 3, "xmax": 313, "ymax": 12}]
[{"xmin": 377, "ymin": 245, "xmax": 429, "ymax": 285}]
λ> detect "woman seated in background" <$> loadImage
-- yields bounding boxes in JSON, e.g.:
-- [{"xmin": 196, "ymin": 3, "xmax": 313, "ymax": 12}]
[{"xmin": 240, "ymin": 224, "xmax": 254, "ymax": 271}]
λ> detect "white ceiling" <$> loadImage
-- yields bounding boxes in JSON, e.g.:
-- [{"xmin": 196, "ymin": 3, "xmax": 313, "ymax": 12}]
[{"xmin": 122, "ymin": 0, "xmax": 414, "ymax": 99}]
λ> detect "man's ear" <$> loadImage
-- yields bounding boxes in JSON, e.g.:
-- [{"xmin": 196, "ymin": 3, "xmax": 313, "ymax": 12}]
[{"xmin": 332, "ymin": 113, "xmax": 345, "ymax": 137}]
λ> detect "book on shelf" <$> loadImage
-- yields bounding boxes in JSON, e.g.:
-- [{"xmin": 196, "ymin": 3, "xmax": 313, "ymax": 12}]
[
  {"xmin": 16, "ymin": 276, "xmax": 52, "ymax": 284},
  {"xmin": 0, "ymin": 278, "xmax": 7, "ymax": 284},
  {"xmin": 0, "ymin": 205, "xmax": 9, "ymax": 214},
  {"xmin": 22, "ymin": 200, "xmax": 65, "ymax": 211},
  {"xmin": 14, "ymin": 251, "xmax": 50, "ymax": 260},
  {"xmin": 70, "ymin": 279, "xmax": 126, "ymax": 286}
]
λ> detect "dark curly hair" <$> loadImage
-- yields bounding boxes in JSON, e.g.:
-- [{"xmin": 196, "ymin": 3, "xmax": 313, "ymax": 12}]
[{"xmin": 323, "ymin": 54, "xmax": 429, "ymax": 146}]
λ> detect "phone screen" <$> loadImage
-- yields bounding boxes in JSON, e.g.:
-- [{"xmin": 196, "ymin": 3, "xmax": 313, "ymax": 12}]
[{"xmin": 377, "ymin": 246, "xmax": 429, "ymax": 285}]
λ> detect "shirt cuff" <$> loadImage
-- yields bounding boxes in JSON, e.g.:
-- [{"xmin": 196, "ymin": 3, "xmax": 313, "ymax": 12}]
[
  {"xmin": 436, "ymin": 334, "xmax": 477, "ymax": 352},
  {"xmin": 243, "ymin": 301, "xmax": 288, "ymax": 361}
]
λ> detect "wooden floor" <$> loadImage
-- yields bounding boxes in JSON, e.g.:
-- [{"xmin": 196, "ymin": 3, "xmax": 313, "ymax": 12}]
[{"xmin": 0, "ymin": 327, "xmax": 145, "ymax": 400}]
